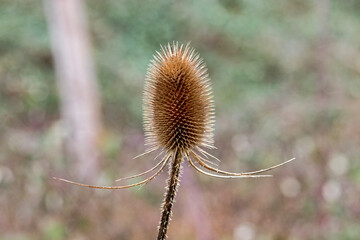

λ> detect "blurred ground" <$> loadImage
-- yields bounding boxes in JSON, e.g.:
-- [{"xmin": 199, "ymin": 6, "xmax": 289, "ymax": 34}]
[{"xmin": 1, "ymin": 0, "xmax": 360, "ymax": 239}]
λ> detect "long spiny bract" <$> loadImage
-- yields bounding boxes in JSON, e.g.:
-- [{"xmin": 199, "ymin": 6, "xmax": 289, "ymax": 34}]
[{"xmin": 52, "ymin": 152, "xmax": 171, "ymax": 189}]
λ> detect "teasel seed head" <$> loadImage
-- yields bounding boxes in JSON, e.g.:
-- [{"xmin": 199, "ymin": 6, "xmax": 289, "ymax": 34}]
[
  {"xmin": 144, "ymin": 42, "xmax": 215, "ymax": 153},
  {"xmin": 53, "ymin": 42, "xmax": 294, "ymax": 192}
]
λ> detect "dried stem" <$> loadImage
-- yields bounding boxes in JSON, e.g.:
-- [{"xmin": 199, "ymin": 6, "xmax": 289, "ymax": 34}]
[{"xmin": 157, "ymin": 149, "xmax": 183, "ymax": 240}]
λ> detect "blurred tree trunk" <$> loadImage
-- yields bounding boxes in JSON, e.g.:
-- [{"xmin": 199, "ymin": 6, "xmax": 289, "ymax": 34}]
[{"xmin": 43, "ymin": 0, "xmax": 102, "ymax": 181}]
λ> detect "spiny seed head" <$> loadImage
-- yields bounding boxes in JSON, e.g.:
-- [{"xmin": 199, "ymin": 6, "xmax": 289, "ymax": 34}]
[{"xmin": 144, "ymin": 42, "xmax": 215, "ymax": 153}]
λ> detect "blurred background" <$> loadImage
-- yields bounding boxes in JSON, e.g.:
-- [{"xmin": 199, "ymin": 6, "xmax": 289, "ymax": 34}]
[{"xmin": 1, "ymin": 0, "xmax": 360, "ymax": 239}]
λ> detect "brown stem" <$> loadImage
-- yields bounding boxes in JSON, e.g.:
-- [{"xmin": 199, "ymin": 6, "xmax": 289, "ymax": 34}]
[{"xmin": 157, "ymin": 149, "xmax": 183, "ymax": 240}]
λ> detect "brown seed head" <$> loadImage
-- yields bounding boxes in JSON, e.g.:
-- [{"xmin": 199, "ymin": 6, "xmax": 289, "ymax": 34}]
[
  {"xmin": 53, "ymin": 43, "xmax": 295, "ymax": 193},
  {"xmin": 53, "ymin": 44, "xmax": 294, "ymax": 194},
  {"xmin": 144, "ymin": 42, "xmax": 215, "ymax": 153}
]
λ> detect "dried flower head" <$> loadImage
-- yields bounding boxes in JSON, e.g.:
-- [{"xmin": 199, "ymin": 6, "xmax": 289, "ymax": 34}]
[
  {"xmin": 144, "ymin": 42, "xmax": 214, "ymax": 153},
  {"xmin": 54, "ymin": 42, "xmax": 294, "ymax": 188}
]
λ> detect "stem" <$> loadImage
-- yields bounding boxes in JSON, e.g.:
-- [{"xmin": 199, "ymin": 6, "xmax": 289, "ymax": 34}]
[{"xmin": 157, "ymin": 149, "xmax": 183, "ymax": 240}]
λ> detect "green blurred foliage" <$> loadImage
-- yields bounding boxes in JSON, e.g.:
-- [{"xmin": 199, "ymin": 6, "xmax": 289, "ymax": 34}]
[{"xmin": 1, "ymin": 0, "xmax": 360, "ymax": 239}]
